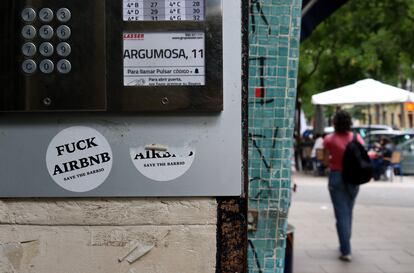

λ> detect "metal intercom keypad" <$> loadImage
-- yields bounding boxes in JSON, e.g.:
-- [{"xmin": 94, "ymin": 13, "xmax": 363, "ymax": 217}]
[
  {"xmin": 21, "ymin": 7, "xmax": 72, "ymax": 75},
  {"xmin": 1, "ymin": 0, "xmax": 106, "ymax": 111}
]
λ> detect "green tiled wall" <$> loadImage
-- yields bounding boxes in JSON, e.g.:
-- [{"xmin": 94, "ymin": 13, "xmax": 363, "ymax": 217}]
[{"xmin": 248, "ymin": 0, "xmax": 302, "ymax": 272}]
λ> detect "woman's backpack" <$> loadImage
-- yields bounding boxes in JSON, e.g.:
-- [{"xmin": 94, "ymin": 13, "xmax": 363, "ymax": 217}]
[{"xmin": 342, "ymin": 133, "xmax": 373, "ymax": 185}]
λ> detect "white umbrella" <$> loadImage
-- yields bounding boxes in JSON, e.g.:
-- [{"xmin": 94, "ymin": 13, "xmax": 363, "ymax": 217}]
[{"xmin": 312, "ymin": 79, "xmax": 414, "ymax": 105}]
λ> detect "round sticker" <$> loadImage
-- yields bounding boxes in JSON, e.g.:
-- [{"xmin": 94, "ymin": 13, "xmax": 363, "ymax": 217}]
[
  {"xmin": 46, "ymin": 126, "xmax": 113, "ymax": 192},
  {"xmin": 130, "ymin": 145, "xmax": 195, "ymax": 182}
]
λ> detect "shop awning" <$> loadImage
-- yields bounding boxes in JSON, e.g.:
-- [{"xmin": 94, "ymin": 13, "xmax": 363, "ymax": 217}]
[{"xmin": 311, "ymin": 79, "xmax": 414, "ymax": 105}]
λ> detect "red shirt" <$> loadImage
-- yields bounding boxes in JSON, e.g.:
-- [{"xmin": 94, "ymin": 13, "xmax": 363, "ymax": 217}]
[{"xmin": 323, "ymin": 132, "xmax": 364, "ymax": 171}]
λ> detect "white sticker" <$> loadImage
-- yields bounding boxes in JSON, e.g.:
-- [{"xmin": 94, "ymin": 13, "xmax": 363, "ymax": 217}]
[
  {"xmin": 123, "ymin": 32, "xmax": 205, "ymax": 86},
  {"xmin": 130, "ymin": 145, "xmax": 195, "ymax": 181},
  {"xmin": 46, "ymin": 126, "xmax": 113, "ymax": 192}
]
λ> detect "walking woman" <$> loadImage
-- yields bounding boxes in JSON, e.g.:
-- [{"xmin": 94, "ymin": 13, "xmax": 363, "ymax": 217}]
[{"xmin": 323, "ymin": 110, "xmax": 364, "ymax": 262}]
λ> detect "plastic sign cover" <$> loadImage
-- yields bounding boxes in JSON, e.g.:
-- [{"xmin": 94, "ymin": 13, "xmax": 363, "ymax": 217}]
[
  {"xmin": 123, "ymin": 0, "xmax": 205, "ymax": 21},
  {"xmin": 123, "ymin": 32, "xmax": 205, "ymax": 86}
]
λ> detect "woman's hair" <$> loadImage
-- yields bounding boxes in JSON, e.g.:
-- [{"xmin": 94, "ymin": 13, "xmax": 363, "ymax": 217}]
[{"xmin": 333, "ymin": 110, "xmax": 352, "ymax": 133}]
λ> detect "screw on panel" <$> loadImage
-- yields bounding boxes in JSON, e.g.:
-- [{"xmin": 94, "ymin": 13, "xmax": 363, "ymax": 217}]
[
  {"xmin": 161, "ymin": 97, "xmax": 169, "ymax": 105},
  {"xmin": 43, "ymin": 97, "xmax": 52, "ymax": 106}
]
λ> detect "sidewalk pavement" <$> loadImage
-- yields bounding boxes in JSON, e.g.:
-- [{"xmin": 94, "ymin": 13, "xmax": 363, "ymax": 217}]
[{"xmin": 289, "ymin": 172, "xmax": 414, "ymax": 273}]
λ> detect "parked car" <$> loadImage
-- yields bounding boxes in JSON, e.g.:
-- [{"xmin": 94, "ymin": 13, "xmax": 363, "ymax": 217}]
[
  {"xmin": 396, "ymin": 137, "xmax": 414, "ymax": 175},
  {"xmin": 391, "ymin": 130, "xmax": 414, "ymax": 146},
  {"xmin": 364, "ymin": 130, "xmax": 402, "ymax": 149},
  {"xmin": 352, "ymin": 125, "xmax": 394, "ymax": 139},
  {"xmin": 321, "ymin": 125, "xmax": 393, "ymax": 137}
]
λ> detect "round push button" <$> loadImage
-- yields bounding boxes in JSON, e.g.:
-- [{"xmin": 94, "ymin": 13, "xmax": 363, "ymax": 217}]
[
  {"xmin": 57, "ymin": 25, "xmax": 71, "ymax": 40},
  {"xmin": 39, "ymin": 42, "xmax": 54, "ymax": 57},
  {"xmin": 39, "ymin": 8, "xmax": 54, "ymax": 22},
  {"xmin": 40, "ymin": 59, "xmax": 54, "ymax": 74},
  {"xmin": 22, "ymin": 42, "xmax": 37, "ymax": 57},
  {"xmin": 22, "ymin": 59, "xmax": 37, "ymax": 74},
  {"xmin": 57, "ymin": 42, "xmax": 71, "ymax": 57},
  {"xmin": 57, "ymin": 59, "xmax": 71, "ymax": 74},
  {"xmin": 21, "ymin": 25, "xmax": 36, "ymax": 39},
  {"xmin": 57, "ymin": 8, "xmax": 71, "ymax": 23},
  {"xmin": 39, "ymin": 25, "xmax": 54, "ymax": 39},
  {"xmin": 21, "ymin": 8, "xmax": 36, "ymax": 22}
]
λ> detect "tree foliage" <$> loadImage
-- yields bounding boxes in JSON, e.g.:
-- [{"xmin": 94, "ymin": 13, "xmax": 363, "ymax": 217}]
[{"xmin": 298, "ymin": 0, "xmax": 414, "ymax": 118}]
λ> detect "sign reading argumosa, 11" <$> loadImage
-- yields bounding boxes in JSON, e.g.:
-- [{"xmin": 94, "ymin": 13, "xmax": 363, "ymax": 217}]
[{"xmin": 123, "ymin": 32, "xmax": 205, "ymax": 86}]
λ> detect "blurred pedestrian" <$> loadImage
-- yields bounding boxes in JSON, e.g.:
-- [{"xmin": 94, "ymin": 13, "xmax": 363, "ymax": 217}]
[
  {"xmin": 323, "ymin": 110, "xmax": 364, "ymax": 262},
  {"xmin": 379, "ymin": 137, "xmax": 393, "ymax": 180},
  {"xmin": 370, "ymin": 142, "xmax": 383, "ymax": 181},
  {"xmin": 311, "ymin": 133, "xmax": 325, "ymax": 175},
  {"xmin": 371, "ymin": 137, "xmax": 393, "ymax": 180}
]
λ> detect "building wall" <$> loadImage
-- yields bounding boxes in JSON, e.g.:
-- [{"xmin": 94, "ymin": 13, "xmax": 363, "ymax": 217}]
[
  {"xmin": 0, "ymin": 198, "xmax": 217, "ymax": 273},
  {"xmin": 0, "ymin": 0, "xmax": 304, "ymax": 272},
  {"xmin": 361, "ymin": 103, "xmax": 409, "ymax": 129},
  {"xmin": 0, "ymin": 1, "xmax": 243, "ymax": 273},
  {"xmin": 248, "ymin": 0, "xmax": 302, "ymax": 272}
]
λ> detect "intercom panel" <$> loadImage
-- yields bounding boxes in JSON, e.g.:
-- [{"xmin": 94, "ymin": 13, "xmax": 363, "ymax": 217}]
[
  {"xmin": 0, "ymin": 0, "xmax": 241, "ymax": 198},
  {"xmin": 0, "ymin": 0, "xmax": 223, "ymax": 112},
  {"xmin": 0, "ymin": 0, "xmax": 106, "ymax": 111}
]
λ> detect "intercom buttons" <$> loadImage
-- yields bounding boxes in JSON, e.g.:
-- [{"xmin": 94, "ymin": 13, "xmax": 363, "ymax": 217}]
[
  {"xmin": 39, "ymin": 59, "xmax": 54, "ymax": 74},
  {"xmin": 21, "ymin": 8, "xmax": 36, "ymax": 22},
  {"xmin": 39, "ymin": 25, "xmax": 54, "ymax": 40},
  {"xmin": 22, "ymin": 42, "xmax": 37, "ymax": 57},
  {"xmin": 22, "ymin": 59, "xmax": 37, "ymax": 74},
  {"xmin": 39, "ymin": 8, "xmax": 54, "ymax": 23},
  {"xmin": 56, "ymin": 42, "xmax": 71, "ymax": 57},
  {"xmin": 21, "ymin": 25, "xmax": 36, "ymax": 39},
  {"xmin": 20, "ymin": 7, "xmax": 74, "ymax": 76},
  {"xmin": 56, "ymin": 25, "xmax": 71, "ymax": 40},
  {"xmin": 57, "ymin": 59, "xmax": 71, "ymax": 74},
  {"xmin": 56, "ymin": 8, "xmax": 71, "ymax": 23},
  {"xmin": 39, "ymin": 42, "xmax": 54, "ymax": 57}
]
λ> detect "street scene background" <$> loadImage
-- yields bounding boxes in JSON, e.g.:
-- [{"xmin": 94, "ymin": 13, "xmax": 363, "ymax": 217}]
[{"xmin": 290, "ymin": 172, "xmax": 414, "ymax": 273}]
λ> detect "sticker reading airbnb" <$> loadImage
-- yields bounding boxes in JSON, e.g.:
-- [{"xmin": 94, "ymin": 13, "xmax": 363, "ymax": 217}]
[
  {"xmin": 130, "ymin": 145, "xmax": 195, "ymax": 181},
  {"xmin": 46, "ymin": 126, "xmax": 113, "ymax": 192},
  {"xmin": 123, "ymin": 32, "xmax": 205, "ymax": 86}
]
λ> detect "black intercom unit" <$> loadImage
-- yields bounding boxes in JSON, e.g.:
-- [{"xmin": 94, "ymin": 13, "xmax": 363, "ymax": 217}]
[{"xmin": 0, "ymin": 0, "xmax": 222, "ymax": 112}]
